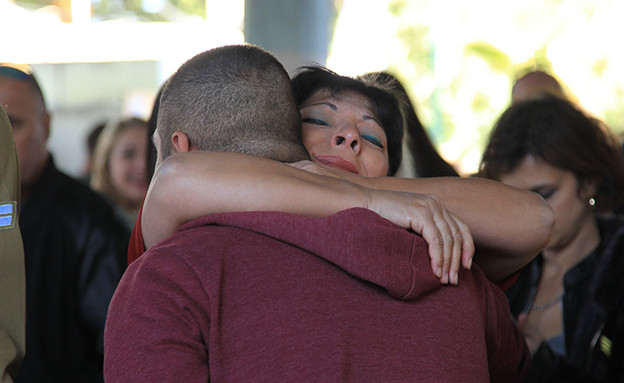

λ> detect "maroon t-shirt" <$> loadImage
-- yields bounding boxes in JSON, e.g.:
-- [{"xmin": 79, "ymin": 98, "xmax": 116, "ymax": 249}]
[
  {"xmin": 128, "ymin": 205, "xmax": 520, "ymax": 289},
  {"xmin": 107, "ymin": 208, "xmax": 529, "ymax": 382},
  {"xmin": 127, "ymin": 205, "xmax": 144, "ymax": 265}
]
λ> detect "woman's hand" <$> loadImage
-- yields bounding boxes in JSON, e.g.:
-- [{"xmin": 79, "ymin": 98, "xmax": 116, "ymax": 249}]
[
  {"xmin": 290, "ymin": 159, "xmax": 475, "ymax": 285},
  {"xmin": 366, "ymin": 188, "xmax": 475, "ymax": 285}
]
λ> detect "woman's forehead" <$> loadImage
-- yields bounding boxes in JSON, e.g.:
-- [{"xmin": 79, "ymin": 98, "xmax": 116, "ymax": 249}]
[{"xmin": 305, "ymin": 89, "xmax": 375, "ymax": 110}]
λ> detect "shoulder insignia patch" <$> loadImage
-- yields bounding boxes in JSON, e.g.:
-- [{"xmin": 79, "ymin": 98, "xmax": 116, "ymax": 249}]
[{"xmin": 0, "ymin": 201, "xmax": 17, "ymax": 231}]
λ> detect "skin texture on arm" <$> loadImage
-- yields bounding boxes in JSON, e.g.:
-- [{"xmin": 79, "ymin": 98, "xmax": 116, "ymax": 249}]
[{"xmin": 143, "ymin": 151, "xmax": 474, "ymax": 284}]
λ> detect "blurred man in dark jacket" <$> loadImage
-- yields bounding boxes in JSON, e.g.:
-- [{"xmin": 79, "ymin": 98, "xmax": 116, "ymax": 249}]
[{"xmin": 0, "ymin": 63, "xmax": 129, "ymax": 383}]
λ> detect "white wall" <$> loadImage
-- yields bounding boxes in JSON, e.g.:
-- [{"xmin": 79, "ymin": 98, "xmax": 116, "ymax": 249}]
[{"xmin": 32, "ymin": 61, "xmax": 164, "ymax": 177}]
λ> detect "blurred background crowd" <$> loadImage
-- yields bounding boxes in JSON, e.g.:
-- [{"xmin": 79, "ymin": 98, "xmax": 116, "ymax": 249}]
[{"xmin": 2, "ymin": 0, "xmax": 624, "ymax": 178}]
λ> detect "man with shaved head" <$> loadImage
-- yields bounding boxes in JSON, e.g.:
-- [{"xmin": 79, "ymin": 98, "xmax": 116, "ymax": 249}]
[{"xmin": 511, "ymin": 70, "xmax": 567, "ymax": 104}]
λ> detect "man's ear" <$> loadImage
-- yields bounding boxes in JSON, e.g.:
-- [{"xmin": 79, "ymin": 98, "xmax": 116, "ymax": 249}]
[
  {"xmin": 171, "ymin": 131, "xmax": 191, "ymax": 153},
  {"xmin": 171, "ymin": 131, "xmax": 201, "ymax": 153}
]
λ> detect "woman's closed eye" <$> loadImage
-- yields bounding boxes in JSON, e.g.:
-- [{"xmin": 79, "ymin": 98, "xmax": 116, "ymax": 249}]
[
  {"xmin": 302, "ymin": 117, "xmax": 329, "ymax": 126},
  {"xmin": 361, "ymin": 134, "xmax": 384, "ymax": 149},
  {"xmin": 533, "ymin": 187, "xmax": 556, "ymax": 200}
]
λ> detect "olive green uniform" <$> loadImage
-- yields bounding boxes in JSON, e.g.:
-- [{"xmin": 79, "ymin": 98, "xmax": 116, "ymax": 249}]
[{"xmin": 0, "ymin": 105, "xmax": 26, "ymax": 382}]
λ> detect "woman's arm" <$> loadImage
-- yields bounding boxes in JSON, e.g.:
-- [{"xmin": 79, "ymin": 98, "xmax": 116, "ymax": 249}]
[
  {"xmin": 370, "ymin": 176, "xmax": 553, "ymax": 281},
  {"xmin": 143, "ymin": 152, "xmax": 553, "ymax": 283},
  {"xmin": 292, "ymin": 160, "xmax": 554, "ymax": 281},
  {"xmin": 142, "ymin": 152, "xmax": 474, "ymax": 284}
]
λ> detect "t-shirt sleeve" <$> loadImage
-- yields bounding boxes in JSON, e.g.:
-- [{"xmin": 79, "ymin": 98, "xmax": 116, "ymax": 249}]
[
  {"xmin": 496, "ymin": 270, "xmax": 520, "ymax": 291},
  {"xmin": 127, "ymin": 203, "xmax": 146, "ymax": 265},
  {"xmin": 104, "ymin": 252, "xmax": 210, "ymax": 382}
]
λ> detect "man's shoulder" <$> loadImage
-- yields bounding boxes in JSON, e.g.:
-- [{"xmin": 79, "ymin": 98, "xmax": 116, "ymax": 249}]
[{"xmin": 178, "ymin": 208, "xmax": 406, "ymax": 233}]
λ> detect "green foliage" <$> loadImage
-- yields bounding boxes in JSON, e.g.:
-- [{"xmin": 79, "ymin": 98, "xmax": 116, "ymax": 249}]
[
  {"xmin": 14, "ymin": 0, "xmax": 54, "ymax": 9},
  {"xmin": 604, "ymin": 86, "xmax": 624, "ymax": 133},
  {"xmin": 396, "ymin": 25, "xmax": 432, "ymax": 75},
  {"xmin": 471, "ymin": 92, "xmax": 490, "ymax": 114},
  {"xmin": 592, "ymin": 58, "xmax": 609, "ymax": 77},
  {"xmin": 170, "ymin": 0, "xmax": 205, "ymax": 17},
  {"xmin": 464, "ymin": 42, "xmax": 511, "ymax": 74},
  {"xmin": 388, "ymin": 0, "xmax": 408, "ymax": 15}
]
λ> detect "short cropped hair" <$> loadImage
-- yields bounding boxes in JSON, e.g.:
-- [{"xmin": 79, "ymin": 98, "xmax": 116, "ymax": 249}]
[
  {"xmin": 157, "ymin": 44, "xmax": 307, "ymax": 163},
  {"xmin": 480, "ymin": 96, "xmax": 624, "ymax": 212},
  {"xmin": 292, "ymin": 66, "xmax": 404, "ymax": 176},
  {"xmin": 0, "ymin": 64, "xmax": 47, "ymax": 112}
]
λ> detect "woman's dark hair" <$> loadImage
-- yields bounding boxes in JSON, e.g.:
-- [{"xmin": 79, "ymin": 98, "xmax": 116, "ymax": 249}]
[
  {"xmin": 480, "ymin": 96, "xmax": 624, "ymax": 212},
  {"xmin": 146, "ymin": 82, "xmax": 165, "ymax": 182},
  {"xmin": 291, "ymin": 66, "xmax": 404, "ymax": 176},
  {"xmin": 365, "ymin": 71, "xmax": 459, "ymax": 177}
]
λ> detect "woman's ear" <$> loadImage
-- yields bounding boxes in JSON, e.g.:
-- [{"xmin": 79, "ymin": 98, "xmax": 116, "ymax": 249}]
[{"xmin": 171, "ymin": 131, "xmax": 191, "ymax": 153}]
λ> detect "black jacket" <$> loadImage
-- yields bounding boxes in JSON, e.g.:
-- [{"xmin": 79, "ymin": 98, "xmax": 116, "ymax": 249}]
[
  {"xmin": 16, "ymin": 157, "xmax": 129, "ymax": 383},
  {"xmin": 506, "ymin": 215, "xmax": 624, "ymax": 382}
]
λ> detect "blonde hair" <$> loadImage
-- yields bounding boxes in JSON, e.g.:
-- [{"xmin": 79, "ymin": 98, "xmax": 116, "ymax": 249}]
[{"xmin": 90, "ymin": 117, "xmax": 147, "ymax": 210}]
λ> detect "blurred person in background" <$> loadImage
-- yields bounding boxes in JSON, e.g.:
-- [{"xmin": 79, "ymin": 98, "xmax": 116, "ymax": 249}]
[
  {"xmin": 0, "ymin": 104, "xmax": 26, "ymax": 383},
  {"xmin": 480, "ymin": 96, "xmax": 624, "ymax": 382},
  {"xmin": 511, "ymin": 68, "xmax": 624, "ymax": 216},
  {"xmin": 0, "ymin": 63, "xmax": 129, "ymax": 383},
  {"xmin": 80, "ymin": 120, "xmax": 107, "ymax": 184},
  {"xmin": 91, "ymin": 117, "xmax": 149, "ymax": 229},
  {"xmin": 511, "ymin": 69, "xmax": 568, "ymax": 104}
]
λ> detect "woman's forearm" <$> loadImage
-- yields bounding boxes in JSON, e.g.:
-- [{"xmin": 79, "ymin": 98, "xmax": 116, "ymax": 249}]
[
  {"xmin": 142, "ymin": 152, "xmax": 368, "ymax": 249},
  {"xmin": 143, "ymin": 151, "xmax": 553, "ymax": 282},
  {"xmin": 358, "ymin": 175, "xmax": 554, "ymax": 280},
  {"xmin": 142, "ymin": 152, "xmax": 474, "ymax": 284}
]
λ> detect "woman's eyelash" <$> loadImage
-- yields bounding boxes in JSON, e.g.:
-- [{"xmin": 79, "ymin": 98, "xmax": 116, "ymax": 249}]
[
  {"xmin": 537, "ymin": 189, "xmax": 555, "ymax": 200},
  {"xmin": 302, "ymin": 117, "xmax": 328, "ymax": 126},
  {"xmin": 361, "ymin": 135, "xmax": 384, "ymax": 148}
]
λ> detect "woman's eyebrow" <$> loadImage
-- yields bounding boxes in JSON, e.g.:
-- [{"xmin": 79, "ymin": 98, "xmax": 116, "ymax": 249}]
[
  {"xmin": 362, "ymin": 114, "xmax": 383, "ymax": 127},
  {"xmin": 301, "ymin": 102, "xmax": 337, "ymax": 111}
]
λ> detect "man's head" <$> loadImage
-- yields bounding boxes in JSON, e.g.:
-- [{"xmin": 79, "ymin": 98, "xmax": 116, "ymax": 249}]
[
  {"xmin": 155, "ymin": 44, "xmax": 308, "ymax": 167},
  {"xmin": 0, "ymin": 64, "xmax": 50, "ymax": 197},
  {"xmin": 511, "ymin": 70, "xmax": 566, "ymax": 104}
]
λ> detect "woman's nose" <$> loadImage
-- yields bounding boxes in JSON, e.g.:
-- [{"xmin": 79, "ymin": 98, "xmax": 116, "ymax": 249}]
[{"xmin": 332, "ymin": 125, "xmax": 360, "ymax": 153}]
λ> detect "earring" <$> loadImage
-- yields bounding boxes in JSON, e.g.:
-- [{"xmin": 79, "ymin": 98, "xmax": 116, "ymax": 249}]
[{"xmin": 589, "ymin": 197, "xmax": 596, "ymax": 206}]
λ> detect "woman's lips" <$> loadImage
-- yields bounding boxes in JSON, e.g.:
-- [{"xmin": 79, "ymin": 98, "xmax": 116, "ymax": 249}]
[{"xmin": 315, "ymin": 156, "xmax": 359, "ymax": 174}]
